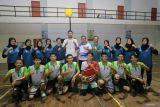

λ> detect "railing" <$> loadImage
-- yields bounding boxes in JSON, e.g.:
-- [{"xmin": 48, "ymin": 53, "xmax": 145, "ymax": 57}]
[{"xmin": 0, "ymin": 5, "xmax": 160, "ymax": 21}]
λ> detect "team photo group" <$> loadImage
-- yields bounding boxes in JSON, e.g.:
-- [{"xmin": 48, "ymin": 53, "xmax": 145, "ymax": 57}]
[{"xmin": 2, "ymin": 30, "xmax": 159, "ymax": 105}]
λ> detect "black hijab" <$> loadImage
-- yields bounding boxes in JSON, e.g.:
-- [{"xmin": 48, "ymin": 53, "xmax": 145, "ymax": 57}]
[
  {"xmin": 125, "ymin": 38, "xmax": 135, "ymax": 51},
  {"xmin": 114, "ymin": 37, "xmax": 121, "ymax": 49},
  {"xmin": 25, "ymin": 39, "xmax": 32, "ymax": 50},
  {"xmin": 141, "ymin": 37, "xmax": 149, "ymax": 51},
  {"xmin": 8, "ymin": 37, "xmax": 17, "ymax": 49}
]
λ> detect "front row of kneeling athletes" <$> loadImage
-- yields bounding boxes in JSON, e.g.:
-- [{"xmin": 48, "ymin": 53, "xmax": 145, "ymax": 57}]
[{"xmin": 3, "ymin": 52, "xmax": 149, "ymax": 104}]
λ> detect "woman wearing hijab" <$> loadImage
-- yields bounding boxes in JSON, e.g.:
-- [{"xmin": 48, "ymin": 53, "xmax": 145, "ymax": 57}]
[
  {"xmin": 112, "ymin": 37, "xmax": 125, "ymax": 61},
  {"xmin": 19, "ymin": 39, "xmax": 34, "ymax": 67},
  {"xmin": 44, "ymin": 39, "xmax": 53, "ymax": 63},
  {"xmin": 34, "ymin": 40, "xmax": 45, "ymax": 64},
  {"xmin": 124, "ymin": 38, "xmax": 137, "ymax": 64},
  {"xmin": 102, "ymin": 40, "xmax": 113, "ymax": 61},
  {"xmin": 138, "ymin": 37, "xmax": 158, "ymax": 89},
  {"xmin": 2, "ymin": 37, "xmax": 20, "ymax": 70}
]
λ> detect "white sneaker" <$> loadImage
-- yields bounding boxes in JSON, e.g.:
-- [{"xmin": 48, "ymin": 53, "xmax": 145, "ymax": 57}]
[
  {"xmin": 41, "ymin": 92, "xmax": 46, "ymax": 98},
  {"xmin": 145, "ymin": 85, "xmax": 151, "ymax": 90}
]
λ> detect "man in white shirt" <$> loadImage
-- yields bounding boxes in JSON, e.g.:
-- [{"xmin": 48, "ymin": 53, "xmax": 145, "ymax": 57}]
[
  {"xmin": 78, "ymin": 35, "xmax": 92, "ymax": 69},
  {"xmin": 62, "ymin": 30, "xmax": 78, "ymax": 61}
]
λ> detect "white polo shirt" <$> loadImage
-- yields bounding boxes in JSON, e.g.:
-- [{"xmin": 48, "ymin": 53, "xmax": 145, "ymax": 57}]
[
  {"xmin": 79, "ymin": 42, "xmax": 92, "ymax": 61},
  {"xmin": 62, "ymin": 38, "xmax": 78, "ymax": 57}
]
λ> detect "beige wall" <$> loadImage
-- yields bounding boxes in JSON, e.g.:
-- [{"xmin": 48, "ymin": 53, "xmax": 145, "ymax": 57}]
[{"xmin": 0, "ymin": 23, "xmax": 159, "ymax": 49}]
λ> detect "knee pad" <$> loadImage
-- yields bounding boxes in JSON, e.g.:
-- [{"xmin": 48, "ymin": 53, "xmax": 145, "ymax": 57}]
[
  {"xmin": 12, "ymin": 88, "xmax": 22, "ymax": 101},
  {"xmin": 80, "ymin": 89, "xmax": 87, "ymax": 96},
  {"xmin": 114, "ymin": 74, "xmax": 120, "ymax": 84},
  {"xmin": 98, "ymin": 80, "xmax": 105, "ymax": 87},
  {"xmin": 29, "ymin": 95, "xmax": 34, "ymax": 100},
  {"xmin": 57, "ymin": 75, "xmax": 63, "ymax": 83},
  {"xmin": 40, "ymin": 79, "xmax": 46, "ymax": 89}
]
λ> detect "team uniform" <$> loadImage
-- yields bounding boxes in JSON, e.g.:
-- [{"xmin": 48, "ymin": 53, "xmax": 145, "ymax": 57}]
[
  {"xmin": 102, "ymin": 48, "xmax": 113, "ymax": 61},
  {"xmin": 80, "ymin": 61, "xmax": 99, "ymax": 95},
  {"xmin": 44, "ymin": 46, "xmax": 53, "ymax": 63},
  {"xmin": 19, "ymin": 47, "xmax": 34, "ymax": 67},
  {"xmin": 2, "ymin": 46, "xmax": 19, "ymax": 70},
  {"xmin": 124, "ymin": 47, "xmax": 137, "ymax": 64},
  {"xmin": 34, "ymin": 47, "xmax": 45, "ymax": 64},
  {"xmin": 98, "ymin": 61, "xmax": 113, "ymax": 90},
  {"xmin": 61, "ymin": 62, "xmax": 80, "ymax": 85},
  {"xmin": 111, "ymin": 61, "xmax": 129, "ymax": 91},
  {"xmin": 112, "ymin": 45, "xmax": 124, "ymax": 61},
  {"xmin": 126, "ymin": 62, "xmax": 148, "ymax": 94},
  {"xmin": 138, "ymin": 46, "xmax": 158, "ymax": 86},
  {"xmin": 5, "ymin": 67, "xmax": 28, "ymax": 102},
  {"xmin": 45, "ymin": 61, "xmax": 62, "ymax": 93},
  {"xmin": 53, "ymin": 45, "xmax": 65, "ymax": 63},
  {"xmin": 28, "ymin": 65, "xmax": 46, "ymax": 99},
  {"xmin": 91, "ymin": 43, "xmax": 102, "ymax": 61}
]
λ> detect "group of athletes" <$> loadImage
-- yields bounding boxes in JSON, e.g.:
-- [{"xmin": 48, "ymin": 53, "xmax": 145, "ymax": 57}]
[{"xmin": 2, "ymin": 30, "xmax": 159, "ymax": 106}]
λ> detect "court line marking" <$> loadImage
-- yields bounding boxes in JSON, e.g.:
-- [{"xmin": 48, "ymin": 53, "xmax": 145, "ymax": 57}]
[
  {"xmin": 107, "ymin": 93, "xmax": 124, "ymax": 107},
  {"xmin": 152, "ymin": 79, "xmax": 160, "ymax": 82},
  {"xmin": 0, "ymin": 88, "xmax": 11, "ymax": 101},
  {"xmin": 95, "ymin": 95, "xmax": 104, "ymax": 107},
  {"xmin": 0, "ymin": 85, "xmax": 11, "ymax": 88}
]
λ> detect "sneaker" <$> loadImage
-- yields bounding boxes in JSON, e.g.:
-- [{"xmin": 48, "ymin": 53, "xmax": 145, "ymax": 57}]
[
  {"xmin": 145, "ymin": 85, "xmax": 151, "ymax": 90},
  {"xmin": 98, "ymin": 85, "xmax": 103, "ymax": 90},
  {"xmin": 57, "ymin": 86, "xmax": 63, "ymax": 95},
  {"xmin": 63, "ymin": 85, "xmax": 69, "ymax": 94},
  {"xmin": 41, "ymin": 92, "xmax": 46, "ymax": 98}
]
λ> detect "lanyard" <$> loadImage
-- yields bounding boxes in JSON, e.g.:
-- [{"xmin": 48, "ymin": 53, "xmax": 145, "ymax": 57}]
[
  {"xmin": 15, "ymin": 68, "xmax": 22, "ymax": 77},
  {"xmin": 34, "ymin": 65, "xmax": 40, "ymax": 73},
  {"xmin": 101, "ymin": 61, "xmax": 108, "ymax": 70}
]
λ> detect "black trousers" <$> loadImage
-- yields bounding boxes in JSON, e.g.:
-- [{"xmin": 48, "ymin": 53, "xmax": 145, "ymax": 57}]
[
  {"xmin": 131, "ymin": 79, "xmax": 144, "ymax": 93},
  {"xmin": 12, "ymin": 80, "xmax": 28, "ymax": 102},
  {"xmin": 141, "ymin": 67, "xmax": 152, "ymax": 86}
]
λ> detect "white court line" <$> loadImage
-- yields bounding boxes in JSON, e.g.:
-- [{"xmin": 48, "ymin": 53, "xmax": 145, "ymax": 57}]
[
  {"xmin": 0, "ymin": 85, "xmax": 11, "ymax": 88},
  {"xmin": 0, "ymin": 88, "xmax": 11, "ymax": 101},
  {"xmin": 95, "ymin": 95, "xmax": 104, "ymax": 107}
]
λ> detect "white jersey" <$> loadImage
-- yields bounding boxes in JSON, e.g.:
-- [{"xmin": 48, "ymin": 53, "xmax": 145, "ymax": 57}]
[
  {"xmin": 98, "ymin": 61, "xmax": 112, "ymax": 81},
  {"xmin": 29, "ymin": 65, "xmax": 45, "ymax": 86},
  {"xmin": 62, "ymin": 38, "xmax": 78, "ymax": 57},
  {"xmin": 46, "ymin": 61, "xmax": 61, "ymax": 80}
]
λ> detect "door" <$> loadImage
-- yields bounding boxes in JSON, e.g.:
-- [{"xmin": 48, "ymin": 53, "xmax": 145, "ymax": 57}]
[
  {"xmin": 117, "ymin": 5, "xmax": 124, "ymax": 19},
  {"xmin": 151, "ymin": 8, "xmax": 157, "ymax": 21},
  {"xmin": 78, "ymin": 3, "xmax": 86, "ymax": 18},
  {"xmin": 31, "ymin": 1, "xmax": 40, "ymax": 17}
]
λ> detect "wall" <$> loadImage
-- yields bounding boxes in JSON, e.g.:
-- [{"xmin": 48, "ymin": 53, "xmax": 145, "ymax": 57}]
[
  {"xmin": 131, "ymin": 0, "xmax": 157, "ymax": 12},
  {"xmin": 0, "ymin": 0, "xmax": 159, "ymax": 11},
  {"xmin": 0, "ymin": 0, "xmax": 160, "ymax": 63},
  {"xmin": 0, "ymin": 23, "xmax": 160, "ymax": 49},
  {"xmin": 0, "ymin": 0, "xmax": 31, "ymax": 6}
]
